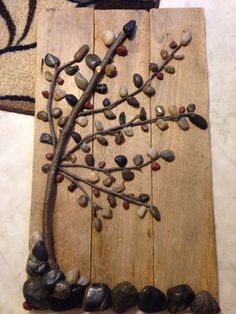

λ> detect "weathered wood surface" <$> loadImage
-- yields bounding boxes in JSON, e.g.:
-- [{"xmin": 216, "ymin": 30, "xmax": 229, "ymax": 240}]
[{"xmin": 31, "ymin": 8, "xmax": 217, "ymax": 313}]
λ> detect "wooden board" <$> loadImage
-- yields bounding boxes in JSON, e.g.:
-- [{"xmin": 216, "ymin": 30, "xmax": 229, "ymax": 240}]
[{"xmin": 31, "ymin": 8, "xmax": 217, "ymax": 312}]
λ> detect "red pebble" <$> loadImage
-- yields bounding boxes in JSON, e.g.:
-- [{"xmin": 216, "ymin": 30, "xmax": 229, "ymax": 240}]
[
  {"xmin": 23, "ymin": 301, "xmax": 32, "ymax": 311},
  {"xmin": 42, "ymin": 90, "xmax": 49, "ymax": 98},
  {"xmin": 179, "ymin": 106, "xmax": 185, "ymax": 114},
  {"xmin": 151, "ymin": 161, "xmax": 161, "ymax": 171},
  {"xmin": 55, "ymin": 174, "xmax": 64, "ymax": 183},
  {"xmin": 141, "ymin": 124, "xmax": 149, "ymax": 132},
  {"xmin": 93, "ymin": 188, "xmax": 100, "ymax": 197},
  {"xmin": 116, "ymin": 45, "xmax": 128, "ymax": 56},
  {"xmin": 169, "ymin": 40, "xmax": 178, "ymax": 49},
  {"xmin": 123, "ymin": 200, "xmax": 130, "ymax": 210},
  {"xmin": 156, "ymin": 72, "xmax": 164, "ymax": 80},
  {"xmin": 84, "ymin": 102, "xmax": 94, "ymax": 110},
  {"xmin": 57, "ymin": 76, "xmax": 64, "ymax": 85},
  {"xmin": 98, "ymin": 161, "xmax": 106, "ymax": 168},
  {"xmin": 45, "ymin": 152, "xmax": 53, "ymax": 161}
]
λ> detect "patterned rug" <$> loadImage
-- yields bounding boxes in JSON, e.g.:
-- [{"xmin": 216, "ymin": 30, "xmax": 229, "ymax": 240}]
[{"xmin": 0, "ymin": 0, "xmax": 159, "ymax": 115}]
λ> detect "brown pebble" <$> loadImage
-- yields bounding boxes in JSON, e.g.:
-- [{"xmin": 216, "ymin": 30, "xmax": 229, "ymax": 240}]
[
  {"xmin": 44, "ymin": 71, "xmax": 53, "ymax": 82},
  {"xmin": 45, "ymin": 153, "xmax": 53, "ymax": 161},
  {"xmin": 56, "ymin": 174, "xmax": 64, "ymax": 183},
  {"xmin": 52, "ymin": 107, "xmax": 63, "ymax": 119},
  {"xmin": 178, "ymin": 117, "xmax": 190, "ymax": 131},
  {"xmin": 123, "ymin": 201, "xmax": 130, "ymax": 210},
  {"xmin": 42, "ymin": 90, "xmax": 49, "ymax": 99},
  {"xmin": 174, "ymin": 53, "xmax": 185, "ymax": 60},
  {"xmin": 168, "ymin": 105, "xmax": 178, "ymax": 116},
  {"xmin": 84, "ymin": 102, "xmax": 93, "ymax": 110},
  {"xmin": 141, "ymin": 124, "xmax": 149, "ymax": 132},
  {"xmin": 156, "ymin": 120, "xmax": 169, "ymax": 131},
  {"xmin": 169, "ymin": 41, "xmax": 178, "ymax": 49},
  {"xmin": 161, "ymin": 49, "xmax": 169, "ymax": 59},
  {"xmin": 151, "ymin": 161, "xmax": 161, "ymax": 171},
  {"xmin": 116, "ymin": 45, "xmax": 128, "ymax": 56},
  {"xmin": 187, "ymin": 103, "xmax": 196, "ymax": 112},
  {"xmin": 164, "ymin": 65, "xmax": 175, "ymax": 74},
  {"xmin": 93, "ymin": 217, "xmax": 102, "ymax": 232},
  {"xmin": 57, "ymin": 77, "xmax": 64, "ymax": 85},
  {"xmin": 156, "ymin": 72, "xmax": 164, "ymax": 80},
  {"xmin": 74, "ymin": 44, "xmax": 89, "ymax": 62},
  {"xmin": 143, "ymin": 85, "xmax": 156, "ymax": 97},
  {"xmin": 179, "ymin": 106, "xmax": 185, "ymax": 114},
  {"xmin": 93, "ymin": 188, "xmax": 100, "ymax": 198},
  {"xmin": 98, "ymin": 161, "xmax": 106, "ymax": 168},
  {"xmin": 103, "ymin": 177, "xmax": 113, "ymax": 187}
]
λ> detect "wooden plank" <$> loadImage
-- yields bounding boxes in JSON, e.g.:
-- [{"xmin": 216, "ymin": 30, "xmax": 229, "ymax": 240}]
[
  {"xmin": 31, "ymin": 8, "xmax": 94, "ymax": 282},
  {"xmin": 91, "ymin": 10, "xmax": 153, "ymax": 289},
  {"xmin": 150, "ymin": 8, "xmax": 218, "ymax": 297}
]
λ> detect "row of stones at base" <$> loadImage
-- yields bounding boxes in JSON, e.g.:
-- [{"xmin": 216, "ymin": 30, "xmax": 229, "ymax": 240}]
[{"xmin": 23, "ymin": 275, "xmax": 220, "ymax": 314}]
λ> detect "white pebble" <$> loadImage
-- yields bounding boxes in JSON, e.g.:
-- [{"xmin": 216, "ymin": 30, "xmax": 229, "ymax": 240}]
[
  {"xmin": 147, "ymin": 147, "xmax": 158, "ymax": 159},
  {"xmin": 103, "ymin": 30, "xmax": 116, "ymax": 47}
]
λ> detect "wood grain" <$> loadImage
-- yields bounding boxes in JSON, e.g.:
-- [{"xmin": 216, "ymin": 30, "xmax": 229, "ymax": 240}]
[{"xmin": 31, "ymin": 8, "xmax": 217, "ymax": 313}]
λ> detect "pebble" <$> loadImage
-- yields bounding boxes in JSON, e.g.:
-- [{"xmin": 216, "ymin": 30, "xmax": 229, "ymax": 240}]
[
  {"xmin": 42, "ymin": 90, "xmax": 49, "ymax": 98},
  {"xmin": 41, "ymin": 164, "xmax": 50, "ymax": 173},
  {"xmin": 57, "ymin": 116, "xmax": 68, "ymax": 128},
  {"xmin": 115, "ymin": 132, "xmax": 125, "ymax": 145},
  {"xmin": 161, "ymin": 49, "xmax": 169, "ymax": 59},
  {"xmin": 44, "ymin": 71, "xmax": 53, "ymax": 82},
  {"xmin": 116, "ymin": 45, "xmax": 128, "ymax": 56},
  {"xmin": 143, "ymin": 85, "xmax": 156, "ymax": 97},
  {"xmin": 71, "ymin": 131, "xmax": 82, "ymax": 143},
  {"xmin": 75, "ymin": 72, "xmax": 88, "ymax": 90},
  {"xmin": 169, "ymin": 41, "xmax": 178, "ymax": 49},
  {"xmin": 149, "ymin": 206, "xmax": 161, "ymax": 221},
  {"xmin": 122, "ymin": 170, "xmax": 135, "ymax": 181},
  {"xmin": 156, "ymin": 120, "xmax": 169, "ymax": 131},
  {"xmin": 69, "ymin": 154, "xmax": 77, "ymax": 163},
  {"xmin": 127, "ymin": 96, "xmax": 140, "ymax": 108},
  {"xmin": 40, "ymin": 133, "xmax": 52, "ymax": 145},
  {"xmin": 65, "ymin": 94, "xmax": 78, "ymax": 107},
  {"xmin": 44, "ymin": 53, "xmax": 60, "ymax": 67},
  {"xmin": 37, "ymin": 110, "xmax": 48, "ymax": 122},
  {"xmin": 42, "ymin": 268, "xmax": 65, "ymax": 292},
  {"xmin": 179, "ymin": 106, "xmax": 185, "ymax": 114},
  {"xmin": 65, "ymin": 268, "xmax": 79, "ymax": 286},
  {"xmin": 32, "ymin": 240, "xmax": 48, "ymax": 261},
  {"xmin": 151, "ymin": 161, "xmax": 161, "ymax": 171},
  {"xmin": 94, "ymin": 119, "xmax": 103, "ymax": 131},
  {"xmin": 174, "ymin": 53, "xmax": 185, "ymax": 60},
  {"xmin": 178, "ymin": 117, "xmax": 190, "ymax": 130},
  {"xmin": 139, "ymin": 193, "xmax": 150, "ymax": 203},
  {"xmin": 85, "ymin": 54, "xmax": 101, "ymax": 70},
  {"xmin": 105, "ymin": 64, "xmax": 117, "ymax": 77},
  {"xmin": 103, "ymin": 30, "xmax": 116, "ymax": 47},
  {"xmin": 23, "ymin": 277, "xmax": 49, "ymax": 309},
  {"xmin": 119, "ymin": 112, "xmax": 126, "ymax": 125},
  {"xmin": 94, "ymin": 217, "xmax": 102, "ymax": 232},
  {"xmin": 168, "ymin": 105, "xmax": 178, "ymax": 116},
  {"xmin": 180, "ymin": 31, "xmax": 192, "ymax": 46},
  {"xmin": 87, "ymin": 171, "xmax": 100, "ymax": 183},
  {"xmin": 124, "ymin": 127, "xmax": 134, "ymax": 137},
  {"xmin": 160, "ymin": 150, "xmax": 175, "ymax": 162},
  {"xmin": 26, "ymin": 254, "xmax": 48, "ymax": 277},
  {"xmin": 189, "ymin": 114, "xmax": 208, "ymax": 130},
  {"xmin": 133, "ymin": 154, "xmax": 144, "ymax": 166},
  {"xmin": 187, "ymin": 103, "xmax": 196, "ymax": 112},
  {"xmin": 23, "ymin": 301, "xmax": 32, "ymax": 311},
  {"xmin": 102, "ymin": 208, "xmax": 113, "ymax": 219},
  {"xmin": 137, "ymin": 206, "xmax": 147, "ymax": 218},
  {"xmin": 93, "ymin": 188, "xmax": 100, "ymax": 197},
  {"xmin": 114, "ymin": 155, "xmax": 127, "ymax": 167},
  {"xmin": 103, "ymin": 97, "xmax": 111, "ymax": 107},
  {"xmin": 77, "ymin": 275, "xmax": 90, "ymax": 286},
  {"xmin": 95, "ymin": 83, "xmax": 108, "ymax": 94},
  {"xmin": 77, "ymin": 116, "xmax": 88, "ymax": 127},
  {"xmin": 97, "ymin": 135, "xmax": 108, "ymax": 146},
  {"xmin": 167, "ymin": 284, "xmax": 195, "ymax": 314},
  {"xmin": 156, "ymin": 72, "xmax": 164, "ymax": 80},
  {"xmin": 139, "ymin": 107, "xmax": 147, "ymax": 121},
  {"xmin": 164, "ymin": 65, "xmax": 175, "ymax": 74},
  {"xmin": 119, "ymin": 86, "xmax": 128, "ymax": 98},
  {"xmin": 190, "ymin": 291, "xmax": 220, "ymax": 314},
  {"xmin": 141, "ymin": 124, "xmax": 149, "ymax": 132},
  {"xmin": 29, "ymin": 231, "xmax": 43, "ymax": 250},
  {"xmin": 55, "ymin": 174, "xmax": 64, "ymax": 183},
  {"xmin": 74, "ymin": 44, "xmax": 89, "ymax": 62},
  {"xmin": 84, "ymin": 101, "xmax": 93, "ymax": 109},
  {"xmin": 138, "ymin": 286, "xmax": 167, "ymax": 313},
  {"xmin": 113, "ymin": 183, "xmax": 125, "ymax": 193},
  {"xmin": 65, "ymin": 65, "xmax": 79, "ymax": 76},
  {"xmin": 83, "ymin": 283, "xmax": 112, "ymax": 311},
  {"xmin": 123, "ymin": 20, "xmax": 136, "ymax": 39},
  {"xmin": 111, "ymin": 281, "xmax": 138, "ymax": 313},
  {"xmin": 103, "ymin": 177, "xmax": 113, "ymax": 187},
  {"xmin": 149, "ymin": 62, "xmax": 158, "ymax": 72},
  {"xmin": 81, "ymin": 143, "xmax": 91, "ymax": 152},
  {"xmin": 98, "ymin": 161, "xmax": 106, "ymax": 168},
  {"xmin": 133, "ymin": 73, "xmax": 143, "ymax": 88},
  {"xmin": 57, "ymin": 77, "xmax": 64, "ymax": 85},
  {"xmin": 53, "ymin": 281, "xmax": 70, "ymax": 300},
  {"xmin": 104, "ymin": 109, "xmax": 116, "ymax": 120},
  {"xmin": 155, "ymin": 105, "xmax": 165, "ymax": 116},
  {"xmin": 147, "ymin": 147, "xmax": 158, "ymax": 159},
  {"xmin": 123, "ymin": 200, "xmax": 130, "ymax": 210},
  {"xmin": 68, "ymin": 183, "xmax": 77, "ymax": 192},
  {"xmin": 52, "ymin": 107, "xmax": 63, "ymax": 119},
  {"xmin": 77, "ymin": 195, "xmax": 88, "ymax": 207},
  {"xmin": 107, "ymin": 194, "xmax": 117, "ymax": 208},
  {"xmin": 54, "ymin": 89, "xmax": 66, "ymax": 101},
  {"xmin": 85, "ymin": 154, "xmax": 95, "ymax": 166}
]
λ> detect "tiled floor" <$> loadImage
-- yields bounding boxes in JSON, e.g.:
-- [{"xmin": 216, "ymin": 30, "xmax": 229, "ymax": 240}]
[{"xmin": 0, "ymin": 1, "xmax": 235, "ymax": 313}]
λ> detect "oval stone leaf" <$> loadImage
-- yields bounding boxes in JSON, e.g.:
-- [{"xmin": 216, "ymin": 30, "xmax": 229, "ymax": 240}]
[
  {"xmin": 189, "ymin": 114, "xmax": 208, "ymax": 130},
  {"xmin": 149, "ymin": 206, "xmax": 161, "ymax": 222}
]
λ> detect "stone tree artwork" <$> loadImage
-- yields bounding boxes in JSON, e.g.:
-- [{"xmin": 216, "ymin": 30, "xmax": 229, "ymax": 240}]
[{"xmin": 23, "ymin": 19, "xmax": 220, "ymax": 314}]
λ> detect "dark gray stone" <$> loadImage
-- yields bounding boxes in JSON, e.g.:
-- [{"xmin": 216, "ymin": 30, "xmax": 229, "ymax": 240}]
[
  {"xmin": 32, "ymin": 241, "xmax": 48, "ymax": 261},
  {"xmin": 40, "ymin": 133, "xmax": 52, "ymax": 145},
  {"xmin": 138, "ymin": 286, "xmax": 167, "ymax": 313},
  {"xmin": 111, "ymin": 281, "xmax": 138, "ymax": 313},
  {"xmin": 23, "ymin": 277, "xmax": 49, "ymax": 309},
  {"xmin": 83, "ymin": 283, "xmax": 112, "ymax": 311},
  {"xmin": 42, "ymin": 268, "xmax": 65, "ymax": 292}
]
